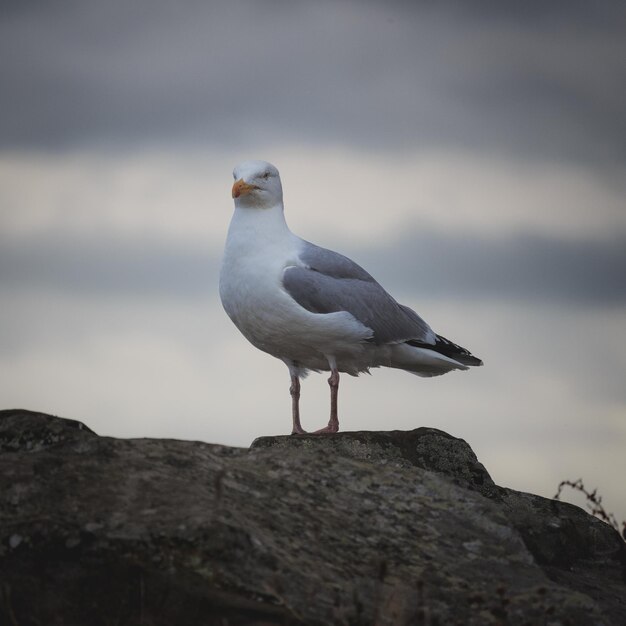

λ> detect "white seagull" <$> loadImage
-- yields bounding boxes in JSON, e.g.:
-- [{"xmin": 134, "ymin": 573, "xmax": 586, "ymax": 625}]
[{"xmin": 219, "ymin": 160, "xmax": 482, "ymax": 435}]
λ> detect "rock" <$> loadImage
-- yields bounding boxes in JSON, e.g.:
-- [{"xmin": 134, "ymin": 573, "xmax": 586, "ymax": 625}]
[
  {"xmin": 0, "ymin": 409, "xmax": 624, "ymax": 625},
  {"xmin": 251, "ymin": 427, "xmax": 498, "ymax": 496}
]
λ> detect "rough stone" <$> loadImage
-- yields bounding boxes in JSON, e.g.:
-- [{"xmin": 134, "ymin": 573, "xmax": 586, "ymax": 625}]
[{"xmin": 1, "ymin": 409, "xmax": 624, "ymax": 625}]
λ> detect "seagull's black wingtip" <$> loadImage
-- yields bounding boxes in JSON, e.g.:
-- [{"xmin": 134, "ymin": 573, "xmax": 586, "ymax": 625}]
[{"xmin": 408, "ymin": 334, "xmax": 483, "ymax": 367}]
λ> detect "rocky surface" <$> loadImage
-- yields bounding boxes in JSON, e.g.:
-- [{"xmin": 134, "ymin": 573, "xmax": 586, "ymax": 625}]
[{"xmin": 0, "ymin": 409, "xmax": 624, "ymax": 625}]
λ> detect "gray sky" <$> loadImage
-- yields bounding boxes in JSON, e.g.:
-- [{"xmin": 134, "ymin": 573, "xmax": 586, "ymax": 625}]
[
  {"xmin": 1, "ymin": 1, "xmax": 625, "ymax": 166},
  {"xmin": 1, "ymin": 1, "xmax": 625, "ymax": 523}
]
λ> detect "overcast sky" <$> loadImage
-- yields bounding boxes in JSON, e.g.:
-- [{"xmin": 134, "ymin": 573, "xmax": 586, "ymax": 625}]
[{"xmin": 1, "ymin": 1, "xmax": 625, "ymax": 523}]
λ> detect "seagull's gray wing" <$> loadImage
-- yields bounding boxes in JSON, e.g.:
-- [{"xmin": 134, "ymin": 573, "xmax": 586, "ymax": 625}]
[{"xmin": 283, "ymin": 241, "xmax": 435, "ymax": 345}]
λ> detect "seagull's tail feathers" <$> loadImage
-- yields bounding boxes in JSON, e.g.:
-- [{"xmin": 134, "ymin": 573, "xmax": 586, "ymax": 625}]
[{"xmin": 386, "ymin": 336, "xmax": 482, "ymax": 378}]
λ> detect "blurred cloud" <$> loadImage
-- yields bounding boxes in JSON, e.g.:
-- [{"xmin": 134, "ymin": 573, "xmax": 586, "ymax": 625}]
[
  {"xmin": 2, "ymin": 146, "xmax": 625, "ymax": 245},
  {"xmin": 1, "ymin": 1, "xmax": 625, "ymax": 170},
  {"xmin": 369, "ymin": 229, "xmax": 626, "ymax": 305},
  {"xmin": 1, "ymin": 220, "xmax": 625, "ymax": 305},
  {"xmin": 1, "ymin": 146, "xmax": 624, "ymax": 306}
]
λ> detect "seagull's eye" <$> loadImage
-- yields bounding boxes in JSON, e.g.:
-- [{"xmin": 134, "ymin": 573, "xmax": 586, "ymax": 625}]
[{"xmin": 262, "ymin": 171, "xmax": 270, "ymax": 179}]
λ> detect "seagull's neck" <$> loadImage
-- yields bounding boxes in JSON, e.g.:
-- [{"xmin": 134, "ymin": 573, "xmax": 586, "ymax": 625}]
[{"xmin": 228, "ymin": 203, "xmax": 293, "ymax": 244}]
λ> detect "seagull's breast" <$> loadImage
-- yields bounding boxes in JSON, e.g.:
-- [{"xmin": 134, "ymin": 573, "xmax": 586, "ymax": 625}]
[
  {"xmin": 219, "ymin": 230, "xmax": 371, "ymax": 365},
  {"xmin": 220, "ymin": 236, "xmax": 293, "ymax": 331}
]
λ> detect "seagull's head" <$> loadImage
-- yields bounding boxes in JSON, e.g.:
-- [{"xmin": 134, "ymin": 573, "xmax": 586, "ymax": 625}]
[{"xmin": 231, "ymin": 160, "xmax": 283, "ymax": 209}]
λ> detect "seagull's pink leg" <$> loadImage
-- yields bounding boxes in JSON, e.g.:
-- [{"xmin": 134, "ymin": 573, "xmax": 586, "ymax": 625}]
[
  {"xmin": 290, "ymin": 374, "xmax": 307, "ymax": 435},
  {"xmin": 313, "ymin": 368, "xmax": 340, "ymax": 434}
]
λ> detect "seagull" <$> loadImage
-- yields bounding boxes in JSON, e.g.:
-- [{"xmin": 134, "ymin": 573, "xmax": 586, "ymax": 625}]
[{"xmin": 219, "ymin": 160, "xmax": 482, "ymax": 435}]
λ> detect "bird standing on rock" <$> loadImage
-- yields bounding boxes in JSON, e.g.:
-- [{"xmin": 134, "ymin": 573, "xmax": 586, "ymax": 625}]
[{"xmin": 219, "ymin": 160, "xmax": 482, "ymax": 435}]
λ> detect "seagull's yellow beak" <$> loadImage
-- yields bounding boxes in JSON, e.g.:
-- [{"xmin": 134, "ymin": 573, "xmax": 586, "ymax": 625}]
[{"xmin": 232, "ymin": 179, "xmax": 257, "ymax": 198}]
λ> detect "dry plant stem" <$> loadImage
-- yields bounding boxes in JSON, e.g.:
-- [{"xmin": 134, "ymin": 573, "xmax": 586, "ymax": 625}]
[{"xmin": 554, "ymin": 478, "xmax": 625, "ymax": 540}]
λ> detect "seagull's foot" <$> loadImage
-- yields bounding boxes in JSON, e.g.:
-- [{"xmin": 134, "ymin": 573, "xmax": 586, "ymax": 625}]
[
  {"xmin": 311, "ymin": 421, "xmax": 339, "ymax": 435},
  {"xmin": 291, "ymin": 425, "xmax": 308, "ymax": 435}
]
